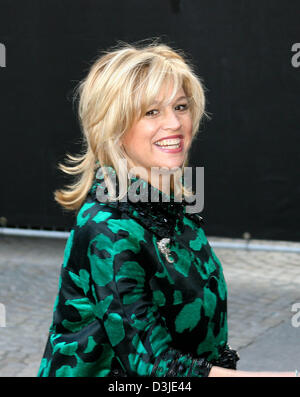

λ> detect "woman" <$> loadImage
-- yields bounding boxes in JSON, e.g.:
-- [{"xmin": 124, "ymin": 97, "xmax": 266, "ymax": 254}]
[{"xmin": 38, "ymin": 41, "xmax": 297, "ymax": 377}]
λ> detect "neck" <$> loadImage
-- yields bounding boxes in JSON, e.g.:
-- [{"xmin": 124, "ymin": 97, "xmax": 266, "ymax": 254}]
[
  {"xmin": 149, "ymin": 172, "xmax": 172, "ymax": 196},
  {"xmin": 127, "ymin": 166, "xmax": 173, "ymax": 197}
]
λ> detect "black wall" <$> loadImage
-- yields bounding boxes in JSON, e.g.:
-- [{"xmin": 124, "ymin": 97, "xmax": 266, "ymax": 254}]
[{"xmin": 0, "ymin": 0, "xmax": 300, "ymax": 241}]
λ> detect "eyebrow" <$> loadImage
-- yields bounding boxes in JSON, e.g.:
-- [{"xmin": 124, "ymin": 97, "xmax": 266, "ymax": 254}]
[
  {"xmin": 175, "ymin": 95, "xmax": 188, "ymax": 101},
  {"xmin": 151, "ymin": 95, "xmax": 188, "ymax": 105}
]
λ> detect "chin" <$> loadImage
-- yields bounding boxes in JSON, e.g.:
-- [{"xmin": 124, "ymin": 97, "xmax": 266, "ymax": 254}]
[{"xmin": 161, "ymin": 158, "xmax": 185, "ymax": 169}]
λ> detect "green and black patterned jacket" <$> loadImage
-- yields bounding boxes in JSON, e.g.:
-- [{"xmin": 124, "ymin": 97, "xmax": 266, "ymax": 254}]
[{"xmin": 38, "ymin": 166, "xmax": 238, "ymax": 377}]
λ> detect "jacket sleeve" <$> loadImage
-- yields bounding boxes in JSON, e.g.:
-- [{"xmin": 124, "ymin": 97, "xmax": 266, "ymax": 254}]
[{"xmin": 85, "ymin": 217, "xmax": 213, "ymax": 377}]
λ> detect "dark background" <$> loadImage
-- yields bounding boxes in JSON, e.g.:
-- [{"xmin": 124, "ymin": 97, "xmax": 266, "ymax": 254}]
[{"xmin": 0, "ymin": 0, "xmax": 299, "ymax": 241}]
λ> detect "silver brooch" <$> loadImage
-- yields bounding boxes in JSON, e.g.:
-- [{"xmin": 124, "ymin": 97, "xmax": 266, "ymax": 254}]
[{"xmin": 157, "ymin": 238, "xmax": 174, "ymax": 263}]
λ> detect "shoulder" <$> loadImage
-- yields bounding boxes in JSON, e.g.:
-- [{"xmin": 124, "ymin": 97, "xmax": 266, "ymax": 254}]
[
  {"xmin": 72, "ymin": 197, "xmax": 147, "ymax": 252},
  {"xmin": 63, "ymin": 197, "xmax": 152, "ymax": 278}
]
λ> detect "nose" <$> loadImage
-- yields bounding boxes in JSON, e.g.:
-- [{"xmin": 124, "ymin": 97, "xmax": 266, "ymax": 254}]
[{"xmin": 162, "ymin": 108, "xmax": 182, "ymax": 131}]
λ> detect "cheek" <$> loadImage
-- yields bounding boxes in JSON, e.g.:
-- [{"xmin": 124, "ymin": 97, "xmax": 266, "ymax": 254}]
[
  {"xmin": 184, "ymin": 117, "xmax": 193, "ymax": 138},
  {"xmin": 182, "ymin": 120, "xmax": 193, "ymax": 152},
  {"xmin": 121, "ymin": 130, "xmax": 154, "ymax": 158}
]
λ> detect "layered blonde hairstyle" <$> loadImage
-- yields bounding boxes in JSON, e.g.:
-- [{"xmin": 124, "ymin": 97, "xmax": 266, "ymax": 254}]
[{"xmin": 55, "ymin": 39, "xmax": 207, "ymax": 212}]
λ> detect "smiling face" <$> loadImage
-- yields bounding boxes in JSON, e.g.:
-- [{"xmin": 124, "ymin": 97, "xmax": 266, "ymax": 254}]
[{"xmin": 120, "ymin": 84, "xmax": 193, "ymax": 182}]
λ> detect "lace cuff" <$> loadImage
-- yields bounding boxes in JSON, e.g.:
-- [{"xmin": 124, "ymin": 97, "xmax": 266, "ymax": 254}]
[
  {"xmin": 210, "ymin": 344, "xmax": 240, "ymax": 370},
  {"xmin": 150, "ymin": 348, "xmax": 213, "ymax": 377}
]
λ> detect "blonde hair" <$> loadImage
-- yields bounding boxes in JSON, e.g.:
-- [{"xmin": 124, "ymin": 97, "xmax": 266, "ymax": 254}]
[{"xmin": 54, "ymin": 39, "xmax": 208, "ymax": 212}]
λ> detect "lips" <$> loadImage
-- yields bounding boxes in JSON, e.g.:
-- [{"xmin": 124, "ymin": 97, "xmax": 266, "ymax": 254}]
[
  {"xmin": 153, "ymin": 134, "xmax": 184, "ymax": 153},
  {"xmin": 154, "ymin": 134, "xmax": 183, "ymax": 145}
]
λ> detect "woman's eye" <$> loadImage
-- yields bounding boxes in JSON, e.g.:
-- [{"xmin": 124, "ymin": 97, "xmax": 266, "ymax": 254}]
[
  {"xmin": 175, "ymin": 103, "xmax": 189, "ymax": 111},
  {"xmin": 145, "ymin": 109, "xmax": 159, "ymax": 117},
  {"xmin": 145, "ymin": 103, "xmax": 188, "ymax": 117}
]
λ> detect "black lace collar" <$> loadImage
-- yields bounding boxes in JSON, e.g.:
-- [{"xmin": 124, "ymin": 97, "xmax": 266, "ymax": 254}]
[{"xmin": 89, "ymin": 166, "xmax": 203, "ymax": 243}]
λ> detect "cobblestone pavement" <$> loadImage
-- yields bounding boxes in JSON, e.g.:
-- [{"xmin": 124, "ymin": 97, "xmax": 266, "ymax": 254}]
[{"xmin": 0, "ymin": 234, "xmax": 299, "ymax": 377}]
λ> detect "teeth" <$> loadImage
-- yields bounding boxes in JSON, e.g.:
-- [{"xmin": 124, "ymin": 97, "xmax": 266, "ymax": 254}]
[
  {"xmin": 155, "ymin": 138, "xmax": 181, "ymax": 146},
  {"xmin": 156, "ymin": 143, "xmax": 180, "ymax": 149}
]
